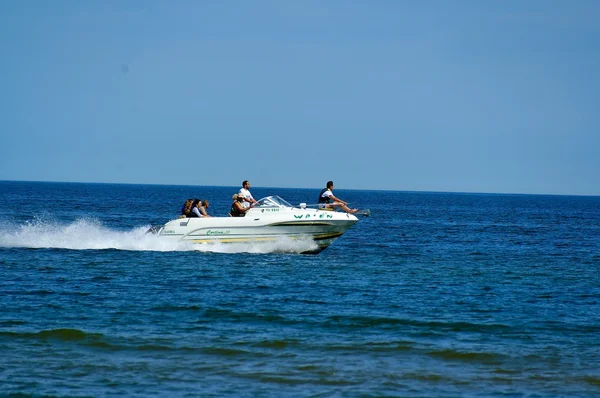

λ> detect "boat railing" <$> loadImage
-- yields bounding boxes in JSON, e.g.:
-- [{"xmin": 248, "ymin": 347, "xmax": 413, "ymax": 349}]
[
  {"xmin": 295, "ymin": 203, "xmax": 323, "ymax": 209},
  {"xmin": 256, "ymin": 197, "xmax": 370, "ymax": 217}
]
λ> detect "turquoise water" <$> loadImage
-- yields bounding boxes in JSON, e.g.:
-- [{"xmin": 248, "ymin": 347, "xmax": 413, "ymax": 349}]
[{"xmin": 1, "ymin": 181, "xmax": 600, "ymax": 397}]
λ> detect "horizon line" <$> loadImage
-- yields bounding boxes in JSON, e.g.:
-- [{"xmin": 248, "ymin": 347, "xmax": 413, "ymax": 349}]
[{"xmin": 1, "ymin": 179, "xmax": 598, "ymax": 198}]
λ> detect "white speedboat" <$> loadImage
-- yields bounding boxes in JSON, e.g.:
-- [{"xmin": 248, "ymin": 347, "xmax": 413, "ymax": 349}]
[{"xmin": 150, "ymin": 195, "xmax": 366, "ymax": 254}]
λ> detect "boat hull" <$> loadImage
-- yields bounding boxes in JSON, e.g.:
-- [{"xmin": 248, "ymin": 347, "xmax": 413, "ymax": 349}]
[{"xmin": 154, "ymin": 205, "xmax": 358, "ymax": 253}]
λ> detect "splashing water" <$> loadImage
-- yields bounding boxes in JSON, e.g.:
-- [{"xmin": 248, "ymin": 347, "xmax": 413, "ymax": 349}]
[{"xmin": 0, "ymin": 218, "xmax": 318, "ymax": 254}]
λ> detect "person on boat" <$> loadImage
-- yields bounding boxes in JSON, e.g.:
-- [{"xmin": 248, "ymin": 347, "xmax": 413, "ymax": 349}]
[
  {"xmin": 318, "ymin": 181, "xmax": 358, "ymax": 213},
  {"xmin": 230, "ymin": 194, "xmax": 251, "ymax": 217},
  {"xmin": 189, "ymin": 199, "xmax": 209, "ymax": 218},
  {"xmin": 180, "ymin": 198, "xmax": 194, "ymax": 218},
  {"xmin": 198, "ymin": 200, "xmax": 212, "ymax": 217},
  {"xmin": 239, "ymin": 180, "xmax": 257, "ymax": 209}
]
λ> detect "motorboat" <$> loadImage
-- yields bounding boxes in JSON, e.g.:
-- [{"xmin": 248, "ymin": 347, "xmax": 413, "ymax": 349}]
[{"xmin": 149, "ymin": 195, "xmax": 368, "ymax": 254}]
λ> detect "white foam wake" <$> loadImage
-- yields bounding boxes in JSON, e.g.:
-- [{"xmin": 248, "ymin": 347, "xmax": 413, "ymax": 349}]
[{"xmin": 0, "ymin": 218, "xmax": 318, "ymax": 254}]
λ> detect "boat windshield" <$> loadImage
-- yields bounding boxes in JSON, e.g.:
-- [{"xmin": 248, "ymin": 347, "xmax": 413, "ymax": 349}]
[{"xmin": 254, "ymin": 195, "xmax": 293, "ymax": 208}]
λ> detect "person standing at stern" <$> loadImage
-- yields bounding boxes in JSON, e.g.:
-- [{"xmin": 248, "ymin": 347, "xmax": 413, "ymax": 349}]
[{"xmin": 239, "ymin": 180, "xmax": 257, "ymax": 209}]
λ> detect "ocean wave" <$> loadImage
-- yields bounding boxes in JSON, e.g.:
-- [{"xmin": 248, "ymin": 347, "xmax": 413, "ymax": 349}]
[
  {"xmin": 306, "ymin": 341, "xmax": 415, "ymax": 353},
  {"xmin": 0, "ymin": 328, "xmax": 288, "ymax": 356},
  {"xmin": 0, "ymin": 329, "xmax": 188, "ymax": 354},
  {"xmin": 201, "ymin": 308, "xmax": 294, "ymax": 325},
  {"xmin": 150, "ymin": 304, "xmax": 203, "ymax": 312},
  {"xmin": 427, "ymin": 348, "xmax": 506, "ymax": 364},
  {"xmin": 250, "ymin": 339, "xmax": 299, "ymax": 349},
  {"xmin": 0, "ymin": 328, "xmax": 104, "ymax": 342},
  {"xmin": 584, "ymin": 376, "xmax": 600, "ymax": 386},
  {"xmin": 324, "ymin": 315, "xmax": 512, "ymax": 332}
]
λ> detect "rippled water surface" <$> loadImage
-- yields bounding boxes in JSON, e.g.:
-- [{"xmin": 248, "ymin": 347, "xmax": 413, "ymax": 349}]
[{"xmin": 1, "ymin": 181, "xmax": 600, "ymax": 397}]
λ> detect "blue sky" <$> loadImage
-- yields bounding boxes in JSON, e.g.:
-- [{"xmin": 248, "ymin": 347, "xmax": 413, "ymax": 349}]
[{"xmin": 1, "ymin": 1, "xmax": 599, "ymax": 195}]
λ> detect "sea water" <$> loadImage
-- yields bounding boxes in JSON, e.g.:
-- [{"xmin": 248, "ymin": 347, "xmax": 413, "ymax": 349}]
[{"xmin": 1, "ymin": 181, "xmax": 599, "ymax": 397}]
